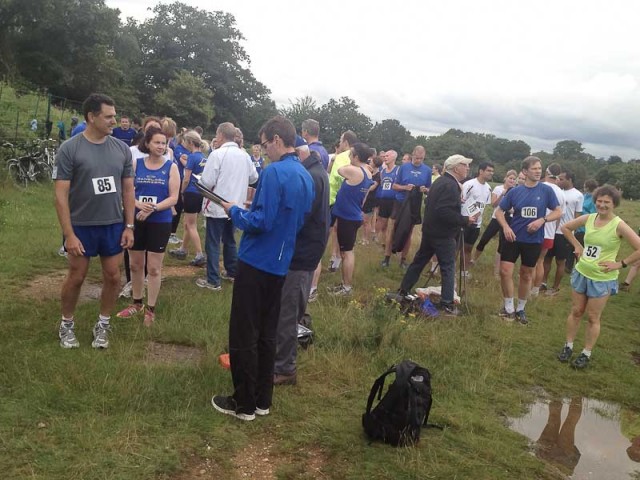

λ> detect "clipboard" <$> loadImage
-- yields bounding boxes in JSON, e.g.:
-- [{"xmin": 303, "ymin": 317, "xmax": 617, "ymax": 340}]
[{"xmin": 193, "ymin": 174, "xmax": 229, "ymax": 206}]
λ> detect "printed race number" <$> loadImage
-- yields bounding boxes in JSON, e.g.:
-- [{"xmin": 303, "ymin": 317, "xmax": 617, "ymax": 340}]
[
  {"xmin": 139, "ymin": 195, "xmax": 158, "ymax": 204},
  {"xmin": 583, "ymin": 244, "xmax": 601, "ymax": 260},
  {"xmin": 467, "ymin": 202, "xmax": 481, "ymax": 216},
  {"xmin": 521, "ymin": 206, "xmax": 537, "ymax": 218},
  {"xmin": 92, "ymin": 176, "xmax": 116, "ymax": 195},
  {"xmin": 382, "ymin": 179, "xmax": 392, "ymax": 190}
]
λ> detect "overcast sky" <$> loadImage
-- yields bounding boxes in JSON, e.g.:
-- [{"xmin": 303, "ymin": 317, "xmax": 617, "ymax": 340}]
[{"xmin": 106, "ymin": 0, "xmax": 640, "ymax": 160}]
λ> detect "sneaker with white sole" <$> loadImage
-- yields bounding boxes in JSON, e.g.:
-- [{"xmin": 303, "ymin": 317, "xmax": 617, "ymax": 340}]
[
  {"xmin": 190, "ymin": 254, "xmax": 206, "ymax": 267},
  {"xmin": 168, "ymin": 234, "xmax": 182, "ymax": 244},
  {"xmin": 116, "ymin": 303, "xmax": 144, "ymax": 318},
  {"xmin": 118, "ymin": 281, "xmax": 132, "ymax": 298},
  {"xmin": 329, "ymin": 284, "xmax": 352, "ymax": 296},
  {"xmin": 211, "ymin": 395, "xmax": 255, "ymax": 421},
  {"xmin": 308, "ymin": 288, "xmax": 318, "ymax": 302},
  {"xmin": 255, "ymin": 407, "xmax": 270, "ymax": 416},
  {"xmin": 92, "ymin": 322, "xmax": 110, "ymax": 349},
  {"xmin": 168, "ymin": 248, "xmax": 187, "ymax": 260},
  {"xmin": 196, "ymin": 278, "xmax": 221, "ymax": 291},
  {"xmin": 59, "ymin": 322, "xmax": 79, "ymax": 348}
]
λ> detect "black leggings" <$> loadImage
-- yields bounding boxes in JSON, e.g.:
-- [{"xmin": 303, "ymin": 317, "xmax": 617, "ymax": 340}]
[
  {"xmin": 171, "ymin": 193, "xmax": 184, "ymax": 234},
  {"xmin": 475, "ymin": 218, "xmax": 502, "ymax": 252}
]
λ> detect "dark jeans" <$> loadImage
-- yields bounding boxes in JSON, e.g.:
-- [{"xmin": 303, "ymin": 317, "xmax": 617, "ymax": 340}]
[
  {"xmin": 400, "ymin": 233, "xmax": 457, "ymax": 304},
  {"xmin": 229, "ymin": 261, "xmax": 285, "ymax": 414},
  {"xmin": 205, "ymin": 217, "xmax": 237, "ymax": 286}
]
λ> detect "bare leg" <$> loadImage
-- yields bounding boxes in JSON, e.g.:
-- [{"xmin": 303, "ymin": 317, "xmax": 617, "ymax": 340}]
[
  {"xmin": 99, "ymin": 253, "xmax": 124, "ymax": 317},
  {"xmin": 61, "ymin": 255, "xmax": 90, "ymax": 318},
  {"xmin": 533, "ymin": 248, "xmax": 549, "ymax": 287},
  {"xmin": 463, "ymin": 243, "xmax": 473, "ymax": 270},
  {"xmin": 565, "ymin": 290, "xmax": 587, "ymax": 342},
  {"xmin": 375, "ymin": 217, "xmax": 389, "ymax": 246},
  {"xmin": 542, "ymin": 255, "xmax": 553, "ymax": 286},
  {"xmin": 340, "ymin": 250, "xmax": 355, "ymax": 287},
  {"xmin": 499, "ymin": 261, "xmax": 515, "ymax": 298},
  {"xmin": 183, "ymin": 212, "xmax": 202, "ymax": 256},
  {"xmin": 145, "ymin": 252, "xmax": 165, "ymax": 307},
  {"xmin": 384, "ymin": 219, "xmax": 395, "ymax": 257},
  {"xmin": 401, "ymin": 226, "xmax": 414, "ymax": 262},
  {"xmin": 552, "ymin": 259, "xmax": 566, "ymax": 289},
  {"xmin": 583, "ymin": 295, "xmax": 609, "ymax": 350},
  {"xmin": 311, "ymin": 261, "xmax": 321, "ymax": 290},
  {"xmin": 128, "ymin": 250, "xmax": 146, "ymax": 300},
  {"xmin": 517, "ymin": 265, "xmax": 535, "ymax": 301}
]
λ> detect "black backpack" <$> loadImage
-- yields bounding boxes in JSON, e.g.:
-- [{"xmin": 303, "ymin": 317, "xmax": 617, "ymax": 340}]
[{"xmin": 362, "ymin": 360, "xmax": 441, "ymax": 446}]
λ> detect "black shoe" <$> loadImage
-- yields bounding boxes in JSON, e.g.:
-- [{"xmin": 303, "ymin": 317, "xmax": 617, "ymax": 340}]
[
  {"xmin": 497, "ymin": 307, "xmax": 515, "ymax": 321},
  {"xmin": 557, "ymin": 345, "xmax": 573, "ymax": 363},
  {"xmin": 380, "ymin": 259, "xmax": 390, "ymax": 268},
  {"xmin": 273, "ymin": 372, "xmax": 297, "ymax": 386},
  {"xmin": 572, "ymin": 353, "xmax": 590, "ymax": 369},
  {"xmin": 211, "ymin": 395, "xmax": 255, "ymax": 421},
  {"xmin": 515, "ymin": 310, "xmax": 528, "ymax": 325},
  {"xmin": 438, "ymin": 302, "xmax": 460, "ymax": 317}
]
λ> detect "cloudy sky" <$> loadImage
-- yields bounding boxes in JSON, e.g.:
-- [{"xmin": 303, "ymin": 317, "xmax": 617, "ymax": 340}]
[{"xmin": 106, "ymin": 0, "xmax": 639, "ymax": 160}]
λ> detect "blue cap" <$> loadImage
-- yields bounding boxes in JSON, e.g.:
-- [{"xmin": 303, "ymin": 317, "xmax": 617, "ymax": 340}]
[{"xmin": 294, "ymin": 135, "xmax": 307, "ymax": 148}]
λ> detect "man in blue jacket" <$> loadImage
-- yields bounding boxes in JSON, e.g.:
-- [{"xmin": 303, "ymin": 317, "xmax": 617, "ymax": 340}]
[{"xmin": 212, "ymin": 116, "xmax": 314, "ymax": 421}]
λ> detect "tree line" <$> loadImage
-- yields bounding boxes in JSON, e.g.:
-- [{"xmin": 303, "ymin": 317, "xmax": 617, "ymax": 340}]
[{"xmin": 2, "ymin": 0, "xmax": 638, "ymax": 198}]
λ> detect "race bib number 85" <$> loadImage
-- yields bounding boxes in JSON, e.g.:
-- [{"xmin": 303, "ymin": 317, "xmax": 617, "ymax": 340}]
[
  {"xmin": 583, "ymin": 244, "xmax": 601, "ymax": 260},
  {"xmin": 92, "ymin": 176, "xmax": 116, "ymax": 195},
  {"xmin": 521, "ymin": 206, "xmax": 537, "ymax": 218}
]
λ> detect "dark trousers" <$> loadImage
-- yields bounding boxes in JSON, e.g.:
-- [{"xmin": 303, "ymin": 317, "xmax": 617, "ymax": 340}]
[
  {"xmin": 400, "ymin": 233, "xmax": 457, "ymax": 304},
  {"xmin": 171, "ymin": 193, "xmax": 184, "ymax": 234},
  {"xmin": 565, "ymin": 231, "xmax": 585, "ymax": 271},
  {"xmin": 229, "ymin": 260, "xmax": 285, "ymax": 414}
]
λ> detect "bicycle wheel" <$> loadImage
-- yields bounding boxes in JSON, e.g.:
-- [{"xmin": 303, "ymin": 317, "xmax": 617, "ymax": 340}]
[
  {"xmin": 7, "ymin": 160, "xmax": 27, "ymax": 189},
  {"xmin": 34, "ymin": 161, "xmax": 53, "ymax": 184}
]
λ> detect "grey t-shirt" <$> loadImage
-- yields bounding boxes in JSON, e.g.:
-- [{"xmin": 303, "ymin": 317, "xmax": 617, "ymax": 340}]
[{"xmin": 54, "ymin": 134, "xmax": 133, "ymax": 226}]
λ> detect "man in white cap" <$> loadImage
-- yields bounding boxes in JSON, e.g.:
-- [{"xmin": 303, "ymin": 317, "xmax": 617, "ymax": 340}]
[{"xmin": 396, "ymin": 154, "xmax": 479, "ymax": 315}]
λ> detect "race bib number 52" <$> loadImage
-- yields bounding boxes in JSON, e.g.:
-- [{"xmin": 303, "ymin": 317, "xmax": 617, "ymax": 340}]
[
  {"xmin": 583, "ymin": 244, "xmax": 601, "ymax": 260},
  {"xmin": 92, "ymin": 176, "xmax": 116, "ymax": 195},
  {"xmin": 521, "ymin": 206, "xmax": 537, "ymax": 218}
]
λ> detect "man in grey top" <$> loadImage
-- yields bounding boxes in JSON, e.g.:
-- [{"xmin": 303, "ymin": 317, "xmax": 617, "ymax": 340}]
[
  {"xmin": 54, "ymin": 93, "xmax": 135, "ymax": 350},
  {"xmin": 197, "ymin": 122, "xmax": 258, "ymax": 290}
]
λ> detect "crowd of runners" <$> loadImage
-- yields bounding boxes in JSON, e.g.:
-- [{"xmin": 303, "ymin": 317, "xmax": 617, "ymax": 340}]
[{"xmin": 52, "ymin": 93, "xmax": 640, "ymax": 421}]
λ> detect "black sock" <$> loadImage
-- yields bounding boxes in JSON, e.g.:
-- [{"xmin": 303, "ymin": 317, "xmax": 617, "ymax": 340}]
[
  {"xmin": 147, "ymin": 305, "xmax": 155, "ymax": 312},
  {"xmin": 133, "ymin": 298, "xmax": 143, "ymax": 305}
]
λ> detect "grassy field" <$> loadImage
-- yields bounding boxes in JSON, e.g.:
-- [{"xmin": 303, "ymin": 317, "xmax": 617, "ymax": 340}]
[{"xmin": 0, "ymin": 180, "xmax": 639, "ymax": 479}]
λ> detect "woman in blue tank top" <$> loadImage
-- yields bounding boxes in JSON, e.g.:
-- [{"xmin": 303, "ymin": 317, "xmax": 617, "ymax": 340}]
[
  {"xmin": 329, "ymin": 142, "xmax": 374, "ymax": 296},
  {"xmin": 117, "ymin": 127, "xmax": 180, "ymax": 326}
]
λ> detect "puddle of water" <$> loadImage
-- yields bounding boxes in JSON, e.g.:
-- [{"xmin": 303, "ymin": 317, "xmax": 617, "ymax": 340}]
[{"xmin": 508, "ymin": 397, "xmax": 640, "ymax": 479}]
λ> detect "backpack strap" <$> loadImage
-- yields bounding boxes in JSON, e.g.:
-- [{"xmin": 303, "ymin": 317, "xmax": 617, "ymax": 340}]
[{"xmin": 365, "ymin": 365, "xmax": 397, "ymax": 415}]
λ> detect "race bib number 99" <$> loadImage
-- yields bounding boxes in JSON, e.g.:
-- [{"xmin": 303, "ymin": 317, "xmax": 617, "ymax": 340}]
[
  {"xmin": 139, "ymin": 195, "xmax": 158, "ymax": 204},
  {"xmin": 583, "ymin": 244, "xmax": 601, "ymax": 260},
  {"xmin": 92, "ymin": 176, "xmax": 116, "ymax": 195},
  {"xmin": 521, "ymin": 206, "xmax": 537, "ymax": 218}
]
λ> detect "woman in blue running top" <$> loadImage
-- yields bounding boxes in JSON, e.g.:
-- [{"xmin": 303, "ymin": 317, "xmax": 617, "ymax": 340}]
[
  {"xmin": 117, "ymin": 127, "xmax": 179, "ymax": 326},
  {"xmin": 329, "ymin": 142, "xmax": 374, "ymax": 296}
]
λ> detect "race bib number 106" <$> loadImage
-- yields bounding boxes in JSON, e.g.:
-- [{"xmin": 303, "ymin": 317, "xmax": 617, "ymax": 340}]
[
  {"xmin": 92, "ymin": 176, "xmax": 116, "ymax": 195},
  {"xmin": 521, "ymin": 206, "xmax": 537, "ymax": 218}
]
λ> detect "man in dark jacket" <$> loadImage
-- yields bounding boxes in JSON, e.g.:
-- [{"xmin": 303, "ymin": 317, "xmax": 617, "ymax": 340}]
[
  {"xmin": 273, "ymin": 136, "xmax": 330, "ymax": 386},
  {"xmin": 397, "ymin": 154, "xmax": 479, "ymax": 315}
]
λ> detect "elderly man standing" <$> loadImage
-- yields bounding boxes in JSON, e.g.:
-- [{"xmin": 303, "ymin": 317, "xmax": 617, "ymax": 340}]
[
  {"xmin": 197, "ymin": 122, "xmax": 258, "ymax": 291},
  {"xmin": 212, "ymin": 116, "xmax": 313, "ymax": 421},
  {"xmin": 273, "ymin": 136, "xmax": 329, "ymax": 386},
  {"xmin": 396, "ymin": 154, "xmax": 479, "ymax": 316}
]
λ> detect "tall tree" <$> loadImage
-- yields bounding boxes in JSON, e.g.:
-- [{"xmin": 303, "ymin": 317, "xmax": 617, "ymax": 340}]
[
  {"xmin": 279, "ymin": 96, "xmax": 320, "ymax": 132},
  {"xmin": 369, "ymin": 119, "xmax": 412, "ymax": 153},
  {"xmin": 154, "ymin": 70, "xmax": 215, "ymax": 128},
  {"xmin": 135, "ymin": 2, "xmax": 271, "ymax": 129},
  {"xmin": 553, "ymin": 140, "xmax": 584, "ymax": 159},
  {"xmin": 317, "ymin": 97, "xmax": 372, "ymax": 147}
]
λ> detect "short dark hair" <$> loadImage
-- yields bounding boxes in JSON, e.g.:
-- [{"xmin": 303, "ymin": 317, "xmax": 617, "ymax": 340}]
[
  {"xmin": 560, "ymin": 167, "xmax": 575, "ymax": 184},
  {"xmin": 138, "ymin": 126, "xmax": 166, "ymax": 154},
  {"xmin": 521, "ymin": 156, "xmax": 541, "ymax": 171},
  {"xmin": 120, "ymin": 115, "xmax": 129, "ymax": 121},
  {"xmin": 478, "ymin": 161, "xmax": 494, "ymax": 173},
  {"xmin": 82, "ymin": 93, "xmax": 115, "ymax": 121},
  {"xmin": 546, "ymin": 162, "xmax": 562, "ymax": 178},
  {"xmin": 351, "ymin": 142, "xmax": 374, "ymax": 163},
  {"xmin": 593, "ymin": 184, "xmax": 621, "ymax": 207},
  {"xmin": 302, "ymin": 119, "xmax": 320, "ymax": 137},
  {"xmin": 341, "ymin": 130, "xmax": 358, "ymax": 147},
  {"xmin": 259, "ymin": 115, "xmax": 296, "ymax": 147}
]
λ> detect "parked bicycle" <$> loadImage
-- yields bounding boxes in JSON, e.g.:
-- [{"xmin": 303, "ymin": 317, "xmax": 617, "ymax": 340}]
[{"xmin": 3, "ymin": 138, "xmax": 57, "ymax": 188}]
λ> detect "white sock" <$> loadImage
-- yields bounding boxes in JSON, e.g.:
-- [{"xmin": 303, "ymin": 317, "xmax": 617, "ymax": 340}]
[
  {"xmin": 504, "ymin": 298, "xmax": 515, "ymax": 313},
  {"xmin": 517, "ymin": 299, "xmax": 527, "ymax": 312},
  {"xmin": 98, "ymin": 314, "xmax": 110, "ymax": 326},
  {"xmin": 565, "ymin": 342, "xmax": 574, "ymax": 350},
  {"xmin": 61, "ymin": 316, "xmax": 74, "ymax": 327},
  {"xmin": 581, "ymin": 349, "xmax": 591, "ymax": 357}
]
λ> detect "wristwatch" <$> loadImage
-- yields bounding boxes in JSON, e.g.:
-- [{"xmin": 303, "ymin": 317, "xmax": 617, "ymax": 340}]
[
  {"xmin": 152, "ymin": 204, "xmax": 158, "ymax": 211},
  {"xmin": 125, "ymin": 223, "xmax": 135, "ymax": 230}
]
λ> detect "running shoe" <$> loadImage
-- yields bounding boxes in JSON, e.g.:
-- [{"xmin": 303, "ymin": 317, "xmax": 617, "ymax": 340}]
[
  {"xmin": 168, "ymin": 248, "xmax": 187, "ymax": 260},
  {"xmin": 399, "ymin": 261, "xmax": 409, "ymax": 270},
  {"xmin": 572, "ymin": 353, "xmax": 590, "ymax": 369},
  {"xmin": 59, "ymin": 322, "xmax": 79, "ymax": 348},
  {"xmin": 308, "ymin": 288, "xmax": 318, "ymax": 303},
  {"xmin": 190, "ymin": 254, "xmax": 206, "ymax": 267},
  {"xmin": 515, "ymin": 310, "xmax": 528, "ymax": 325},
  {"xmin": 211, "ymin": 395, "xmax": 255, "ymax": 421},
  {"xmin": 118, "ymin": 281, "xmax": 132, "ymax": 298},
  {"xmin": 497, "ymin": 308, "xmax": 515, "ymax": 321},
  {"xmin": 143, "ymin": 308, "xmax": 155, "ymax": 327},
  {"xmin": 196, "ymin": 278, "xmax": 221, "ymax": 291},
  {"xmin": 116, "ymin": 303, "xmax": 144, "ymax": 318},
  {"xmin": 380, "ymin": 258, "xmax": 390, "ymax": 268},
  {"xmin": 92, "ymin": 322, "xmax": 110, "ymax": 349},
  {"xmin": 557, "ymin": 345, "xmax": 573, "ymax": 363},
  {"xmin": 220, "ymin": 271, "xmax": 235, "ymax": 282},
  {"xmin": 329, "ymin": 284, "xmax": 352, "ymax": 296},
  {"xmin": 328, "ymin": 257, "xmax": 341, "ymax": 272},
  {"xmin": 545, "ymin": 287, "xmax": 560, "ymax": 297},
  {"xmin": 438, "ymin": 302, "xmax": 460, "ymax": 317},
  {"xmin": 168, "ymin": 234, "xmax": 182, "ymax": 244}
]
